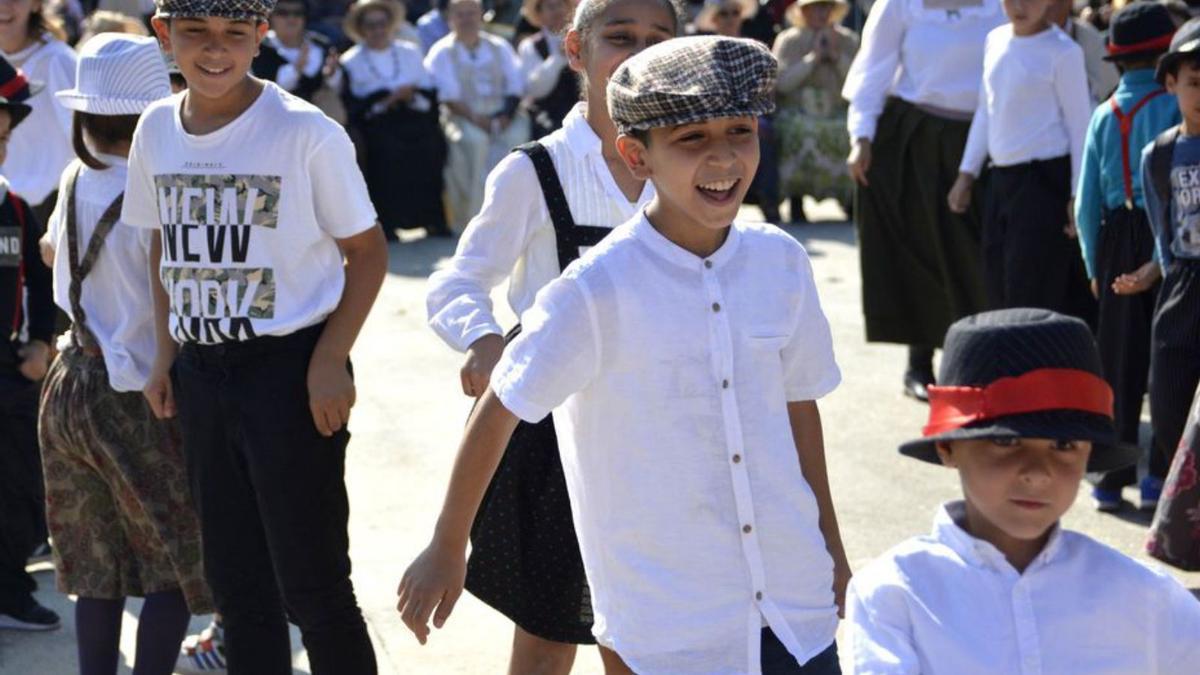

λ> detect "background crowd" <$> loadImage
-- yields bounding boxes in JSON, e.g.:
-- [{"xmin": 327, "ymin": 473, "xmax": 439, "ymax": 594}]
[{"xmin": 2, "ymin": 0, "xmax": 1200, "ymax": 673}]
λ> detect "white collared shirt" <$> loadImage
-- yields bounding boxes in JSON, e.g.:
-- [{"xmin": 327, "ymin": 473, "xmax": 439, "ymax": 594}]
[
  {"xmin": 842, "ymin": 0, "xmax": 1005, "ymax": 141},
  {"xmin": 847, "ymin": 501, "xmax": 1200, "ymax": 675},
  {"xmin": 491, "ymin": 215, "xmax": 842, "ymax": 673},
  {"xmin": 46, "ymin": 156, "xmax": 156, "ymax": 392},
  {"xmin": 959, "ymin": 24, "xmax": 1092, "ymax": 192},
  {"xmin": 424, "ymin": 31, "xmax": 525, "ymax": 102},
  {"xmin": 426, "ymin": 103, "xmax": 653, "ymax": 352},
  {"xmin": 1, "ymin": 35, "xmax": 77, "ymax": 205},
  {"xmin": 517, "ymin": 30, "xmax": 569, "ymax": 101}
]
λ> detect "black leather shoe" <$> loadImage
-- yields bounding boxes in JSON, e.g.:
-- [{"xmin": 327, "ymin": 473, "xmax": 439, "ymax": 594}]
[{"xmin": 902, "ymin": 369, "xmax": 935, "ymax": 403}]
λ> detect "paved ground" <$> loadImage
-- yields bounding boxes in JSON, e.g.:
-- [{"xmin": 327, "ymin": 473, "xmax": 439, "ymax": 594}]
[{"xmin": 2, "ymin": 202, "xmax": 1196, "ymax": 674}]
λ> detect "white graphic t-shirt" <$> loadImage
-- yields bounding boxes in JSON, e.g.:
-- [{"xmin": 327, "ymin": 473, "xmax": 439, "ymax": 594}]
[{"xmin": 122, "ymin": 82, "xmax": 377, "ymax": 344}]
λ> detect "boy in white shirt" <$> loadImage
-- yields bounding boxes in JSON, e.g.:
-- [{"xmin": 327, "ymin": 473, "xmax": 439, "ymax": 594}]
[
  {"xmin": 847, "ymin": 308, "xmax": 1200, "ymax": 675},
  {"xmin": 948, "ymin": 0, "xmax": 1093, "ymax": 317},
  {"xmin": 399, "ymin": 36, "xmax": 850, "ymax": 674},
  {"xmin": 123, "ymin": 1, "xmax": 389, "ymax": 673}
]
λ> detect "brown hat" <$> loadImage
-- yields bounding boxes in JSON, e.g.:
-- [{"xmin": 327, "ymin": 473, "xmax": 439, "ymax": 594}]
[
  {"xmin": 785, "ymin": 0, "xmax": 849, "ymax": 29},
  {"xmin": 343, "ymin": 0, "xmax": 401, "ymax": 43}
]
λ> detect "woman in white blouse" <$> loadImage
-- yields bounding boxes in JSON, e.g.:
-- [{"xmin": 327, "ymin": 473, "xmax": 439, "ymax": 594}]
[
  {"xmin": 517, "ymin": 0, "xmax": 577, "ymax": 139},
  {"xmin": 342, "ymin": 0, "xmax": 449, "ymax": 239},
  {"xmin": 842, "ymin": 0, "xmax": 1003, "ymax": 401}
]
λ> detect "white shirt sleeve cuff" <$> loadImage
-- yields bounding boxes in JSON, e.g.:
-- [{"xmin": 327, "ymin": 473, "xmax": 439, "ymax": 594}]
[
  {"xmin": 786, "ymin": 368, "xmax": 842, "ymax": 403},
  {"xmin": 455, "ymin": 323, "xmax": 505, "ymax": 353},
  {"xmin": 493, "ymin": 376, "xmax": 553, "ymax": 424}
]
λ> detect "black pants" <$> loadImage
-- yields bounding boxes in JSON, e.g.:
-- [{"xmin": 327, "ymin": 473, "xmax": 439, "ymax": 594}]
[
  {"xmin": 1095, "ymin": 207, "xmax": 1158, "ymax": 490},
  {"xmin": 1149, "ymin": 261, "xmax": 1200, "ymax": 480},
  {"xmin": 172, "ymin": 324, "xmax": 375, "ymax": 675},
  {"xmin": 983, "ymin": 156, "xmax": 1095, "ymax": 325},
  {"xmin": 761, "ymin": 632, "xmax": 840, "ymax": 674},
  {"xmin": 0, "ymin": 373, "xmax": 45, "ymax": 613}
]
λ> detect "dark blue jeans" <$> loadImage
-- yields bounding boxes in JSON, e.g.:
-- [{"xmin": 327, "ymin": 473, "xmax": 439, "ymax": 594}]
[{"xmin": 762, "ymin": 630, "xmax": 840, "ymax": 674}]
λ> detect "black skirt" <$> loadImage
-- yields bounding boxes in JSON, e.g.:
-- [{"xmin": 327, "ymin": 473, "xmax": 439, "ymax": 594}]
[{"xmin": 464, "ymin": 332, "xmax": 594, "ymax": 645}]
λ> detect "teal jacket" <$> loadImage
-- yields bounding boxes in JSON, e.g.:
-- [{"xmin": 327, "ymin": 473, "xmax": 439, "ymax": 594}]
[{"xmin": 1075, "ymin": 69, "xmax": 1180, "ymax": 279}]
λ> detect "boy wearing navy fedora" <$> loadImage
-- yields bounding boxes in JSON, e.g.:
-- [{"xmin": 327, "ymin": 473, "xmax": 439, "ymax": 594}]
[
  {"xmin": 846, "ymin": 308, "xmax": 1200, "ymax": 674},
  {"xmin": 1140, "ymin": 16, "xmax": 1200, "ymax": 517},
  {"xmin": 399, "ymin": 36, "xmax": 850, "ymax": 674},
  {"xmin": 1074, "ymin": 2, "xmax": 1179, "ymax": 512},
  {"xmin": 0, "ymin": 54, "xmax": 57, "ymax": 633}
]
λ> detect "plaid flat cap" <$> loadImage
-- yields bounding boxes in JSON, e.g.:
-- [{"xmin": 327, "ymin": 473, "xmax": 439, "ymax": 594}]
[
  {"xmin": 607, "ymin": 36, "xmax": 777, "ymax": 134},
  {"xmin": 156, "ymin": 0, "xmax": 276, "ymax": 20}
]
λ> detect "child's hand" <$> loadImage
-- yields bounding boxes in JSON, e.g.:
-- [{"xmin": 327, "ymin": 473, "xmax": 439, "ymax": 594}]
[
  {"xmin": 461, "ymin": 333, "xmax": 504, "ymax": 398},
  {"xmin": 307, "ymin": 352, "xmax": 355, "ymax": 437},
  {"xmin": 17, "ymin": 340, "xmax": 50, "ymax": 382},
  {"xmin": 847, "ymin": 138, "xmax": 872, "ymax": 186},
  {"xmin": 1090, "ymin": 278, "xmax": 1100, "ymax": 299},
  {"xmin": 1064, "ymin": 199, "xmax": 1077, "ymax": 239},
  {"xmin": 144, "ymin": 357, "xmax": 176, "ymax": 419},
  {"xmin": 947, "ymin": 173, "xmax": 974, "ymax": 214},
  {"xmin": 1112, "ymin": 261, "xmax": 1163, "ymax": 296},
  {"xmin": 397, "ymin": 541, "xmax": 466, "ymax": 644},
  {"xmin": 38, "ymin": 232, "xmax": 54, "ymax": 267},
  {"xmin": 832, "ymin": 556, "xmax": 852, "ymax": 619}
]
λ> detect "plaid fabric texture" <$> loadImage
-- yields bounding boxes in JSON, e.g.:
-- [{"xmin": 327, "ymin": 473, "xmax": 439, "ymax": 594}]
[
  {"xmin": 607, "ymin": 36, "xmax": 777, "ymax": 134},
  {"xmin": 156, "ymin": 0, "xmax": 276, "ymax": 19}
]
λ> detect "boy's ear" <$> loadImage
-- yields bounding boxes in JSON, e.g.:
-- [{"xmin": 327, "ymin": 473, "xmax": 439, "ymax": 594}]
[
  {"xmin": 616, "ymin": 134, "xmax": 652, "ymax": 179},
  {"xmin": 1165, "ymin": 72, "xmax": 1178, "ymax": 95},
  {"xmin": 934, "ymin": 441, "xmax": 957, "ymax": 468},
  {"xmin": 564, "ymin": 29, "xmax": 584, "ymax": 73},
  {"xmin": 151, "ymin": 17, "xmax": 172, "ymax": 51}
]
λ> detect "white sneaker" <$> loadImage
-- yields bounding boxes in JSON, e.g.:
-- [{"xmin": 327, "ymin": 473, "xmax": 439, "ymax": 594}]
[{"xmin": 175, "ymin": 620, "xmax": 227, "ymax": 674}]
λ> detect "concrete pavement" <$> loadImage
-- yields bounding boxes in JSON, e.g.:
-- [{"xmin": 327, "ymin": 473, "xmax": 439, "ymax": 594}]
[{"xmin": 2, "ymin": 203, "xmax": 1196, "ymax": 674}]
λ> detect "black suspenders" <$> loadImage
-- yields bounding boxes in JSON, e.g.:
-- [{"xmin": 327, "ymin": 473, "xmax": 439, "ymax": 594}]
[{"xmin": 515, "ymin": 141, "xmax": 613, "ymax": 272}]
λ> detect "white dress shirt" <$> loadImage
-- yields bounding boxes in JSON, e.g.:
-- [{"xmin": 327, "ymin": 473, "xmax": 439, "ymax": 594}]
[
  {"xmin": 263, "ymin": 31, "xmax": 343, "ymax": 95},
  {"xmin": 424, "ymin": 31, "xmax": 525, "ymax": 103},
  {"xmin": 518, "ymin": 30, "xmax": 569, "ymax": 101},
  {"xmin": 1, "ymin": 36, "xmax": 77, "ymax": 205},
  {"xmin": 960, "ymin": 24, "xmax": 1092, "ymax": 193},
  {"xmin": 843, "ymin": 0, "xmax": 1005, "ymax": 141},
  {"xmin": 341, "ymin": 40, "xmax": 433, "ymax": 111},
  {"xmin": 426, "ymin": 104, "xmax": 653, "ymax": 352},
  {"xmin": 491, "ymin": 215, "xmax": 842, "ymax": 673},
  {"xmin": 46, "ymin": 157, "xmax": 157, "ymax": 393},
  {"xmin": 847, "ymin": 501, "xmax": 1200, "ymax": 675}
]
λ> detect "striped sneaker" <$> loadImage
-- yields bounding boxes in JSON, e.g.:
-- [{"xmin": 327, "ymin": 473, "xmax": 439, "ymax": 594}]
[{"xmin": 176, "ymin": 620, "xmax": 227, "ymax": 674}]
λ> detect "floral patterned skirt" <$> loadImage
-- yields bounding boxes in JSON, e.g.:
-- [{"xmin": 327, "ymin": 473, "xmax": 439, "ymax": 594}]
[
  {"xmin": 38, "ymin": 347, "xmax": 212, "ymax": 612},
  {"xmin": 1148, "ymin": 382, "xmax": 1200, "ymax": 571},
  {"xmin": 777, "ymin": 108, "xmax": 853, "ymax": 206}
]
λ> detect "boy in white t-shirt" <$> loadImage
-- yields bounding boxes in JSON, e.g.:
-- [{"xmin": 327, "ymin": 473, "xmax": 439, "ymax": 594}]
[
  {"xmin": 846, "ymin": 308, "xmax": 1200, "ymax": 674},
  {"xmin": 123, "ymin": 1, "xmax": 388, "ymax": 673},
  {"xmin": 399, "ymin": 36, "xmax": 850, "ymax": 674}
]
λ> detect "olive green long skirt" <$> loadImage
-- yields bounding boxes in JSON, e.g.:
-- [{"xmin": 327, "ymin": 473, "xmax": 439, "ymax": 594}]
[{"xmin": 855, "ymin": 98, "xmax": 987, "ymax": 348}]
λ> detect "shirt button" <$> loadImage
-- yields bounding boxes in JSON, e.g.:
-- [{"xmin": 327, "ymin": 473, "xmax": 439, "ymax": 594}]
[
  {"xmin": 704, "ymin": 260, "xmax": 713, "ymax": 269},
  {"xmin": 732, "ymin": 454, "xmax": 742, "ymax": 463},
  {"xmin": 742, "ymin": 524, "xmax": 753, "ymax": 534},
  {"xmin": 722, "ymin": 379, "xmax": 729, "ymax": 389},
  {"xmin": 712, "ymin": 302, "xmax": 721, "ymax": 312},
  {"xmin": 755, "ymin": 591, "xmax": 763, "ymax": 601}
]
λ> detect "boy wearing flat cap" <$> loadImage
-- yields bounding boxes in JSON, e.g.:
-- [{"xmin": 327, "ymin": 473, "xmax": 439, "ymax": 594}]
[
  {"xmin": 123, "ymin": 1, "xmax": 388, "ymax": 673},
  {"xmin": 846, "ymin": 308, "xmax": 1200, "ymax": 674},
  {"xmin": 399, "ymin": 36, "xmax": 849, "ymax": 674}
]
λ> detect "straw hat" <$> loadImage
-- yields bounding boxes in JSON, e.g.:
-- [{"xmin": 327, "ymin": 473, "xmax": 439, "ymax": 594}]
[
  {"xmin": 786, "ymin": 0, "xmax": 849, "ymax": 29},
  {"xmin": 343, "ymin": 0, "xmax": 401, "ymax": 43},
  {"xmin": 694, "ymin": 0, "xmax": 758, "ymax": 34},
  {"xmin": 55, "ymin": 34, "xmax": 171, "ymax": 115}
]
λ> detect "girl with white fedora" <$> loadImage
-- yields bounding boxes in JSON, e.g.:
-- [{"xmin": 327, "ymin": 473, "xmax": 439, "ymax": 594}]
[{"xmin": 39, "ymin": 33, "xmax": 211, "ymax": 675}]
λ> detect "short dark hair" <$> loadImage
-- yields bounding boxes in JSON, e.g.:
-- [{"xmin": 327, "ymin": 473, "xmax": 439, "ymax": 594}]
[
  {"xmin": 1166, "ymin": 53, "xmax": 1200, "ymax": 82},
  {"xmin": 72, "ymin": 112, "xmax": 140, "ymax": 170},
  {"xmin": 628, "ymin": 127, "xmax": 651, "ymax": 146},
  {"xmin": 1116, "ymin": 56, "xmax": 1160, "ymax": 74}
]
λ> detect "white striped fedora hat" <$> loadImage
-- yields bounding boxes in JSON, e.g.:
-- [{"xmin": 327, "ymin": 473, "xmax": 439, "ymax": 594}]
[{"xmin": 56, "ymin": 34, "xmax": 172, "ymax": 116}]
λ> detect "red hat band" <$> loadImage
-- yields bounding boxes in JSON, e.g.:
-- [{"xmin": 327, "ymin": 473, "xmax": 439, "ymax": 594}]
[
  {"xmin": 1108, "ymin": 33, "xmax": 1175, "ymax": 57},
  {"xmin": 923, "ymin": 368, "xmax": 1115, "ymax": 437},
  {"xmin": 0, "ymin": 71, "xmax": 30, "ymax": 100}
]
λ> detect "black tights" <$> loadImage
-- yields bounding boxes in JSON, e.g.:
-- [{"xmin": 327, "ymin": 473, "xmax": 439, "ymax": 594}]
[
  {"xmin": 907, "ymin": 345, "xmax": 935, "ymax": 377},
  {"xmin": 77, "ymin": 589, "xmax": 191, "ymax": 675}
]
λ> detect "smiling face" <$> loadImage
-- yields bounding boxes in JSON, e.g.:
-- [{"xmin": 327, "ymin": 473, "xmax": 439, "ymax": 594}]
[
  {"xmin": 937, "ymin": 437, "xmax": 1090, "ymax": 553},
  {"xmin": 154, "ymin": 16, "xmax": 268, "ymax": 102},
  {"xmin": 564, "ymin": 0, "xmax": 676, "ymax": 105},
  {"xmin": 0, "ymin": 0, "xmax": 37, "ymax": 51},
  {"xmin": 358, "ymin": 7, "xmax": 394, "ymax": 49},
  {"xmin": 619, "ymin": 115, "xmax": 759, "ymax": 235}
]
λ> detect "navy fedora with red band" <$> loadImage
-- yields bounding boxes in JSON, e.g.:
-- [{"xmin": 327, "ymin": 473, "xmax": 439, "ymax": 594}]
[
  {"xmin": 898, "ymin": 308, "xmax": 1141, "ymax": 473},
  {"xmin": 0, "ymin": 55, "xmax": 41, "ymax": 130},
  {"xmin": 1105, "ymin": 2, "xmax": 1175, "ymax": 63}
]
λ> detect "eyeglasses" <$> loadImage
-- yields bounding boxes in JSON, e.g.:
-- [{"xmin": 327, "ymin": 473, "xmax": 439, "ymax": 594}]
[{"xmin": 360, "ymin": 18, "xmax": 392, "ymax": 29}]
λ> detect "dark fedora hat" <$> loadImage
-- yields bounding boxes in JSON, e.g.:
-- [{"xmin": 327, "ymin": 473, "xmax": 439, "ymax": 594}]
[
  {"xmin": 1105, "ymin": 2, "xmax": 1176, "ymax": 62},
  {"xmin": 0, "ymin": 55, "xmax": 41, "ymax": 130},
  {"xmin": 1157, "ymin": 16, "xmax": 1200, "ymax": 84},
  {"xmin": 898, "ymin": 308, "xmax": 1141, "ymax": 473}
]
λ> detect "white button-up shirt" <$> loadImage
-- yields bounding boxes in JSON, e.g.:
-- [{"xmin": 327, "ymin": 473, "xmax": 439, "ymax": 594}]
[
  {"xmin": 847, "ymin": 501, "xmax": 1200, "ymax": 675},
  {"xmin": 492, "ymin": 215, "xmax": 842, "ymax": 673},
  {"xmin": 426, "ymin": 104, "xmax": 653, "ymax": 352}
]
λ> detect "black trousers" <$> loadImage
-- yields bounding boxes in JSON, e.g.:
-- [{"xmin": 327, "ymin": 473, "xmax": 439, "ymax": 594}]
[
  {"xmin": 172, "ymin": 324, "xmax": 375, "ymax": 675},
  {"xmin": 983, "ymin": 156, "xmax": 1095, "ymax": 325},
  {"xmin": 1095, "ymin": 207, "xmax": 1158, "ymax": 490},
  {"xmin": 1149, "ymin": 261, "xmax": 1200, "ymax": 480},
  {"xmin": 0, "ymin": 373, "xmax": 45, "ymax": 613}
]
